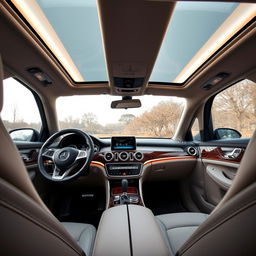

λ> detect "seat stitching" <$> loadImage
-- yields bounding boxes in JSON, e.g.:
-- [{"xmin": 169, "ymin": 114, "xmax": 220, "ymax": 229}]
[
  {"xmin": 0, "ymin": 199, "xmax": 83, "ymax": 256},
  {"xmin": 165, "ymin": 224, "xmax": 203, "ymax": 230},
  {"xmin": 166, "ymin": 225, "xmax": 199, "ymax": 231}
]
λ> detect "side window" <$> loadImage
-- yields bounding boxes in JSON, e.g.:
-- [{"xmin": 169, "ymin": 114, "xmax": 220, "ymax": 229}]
[
  {"xmin": 2, "ymin": 78, "xmax": 42, "ymax": 141},
  {"xmin": 191, "ymin": 118, "xmax": 200, "ymax": 141},
  {"xmin": 212, "ymin": 79, "xmax": 256, "ymax": 139}
]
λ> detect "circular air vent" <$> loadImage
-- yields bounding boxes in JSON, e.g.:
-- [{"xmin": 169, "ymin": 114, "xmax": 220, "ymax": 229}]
[
  {"xmin": 119, "ymin": 151, "xmax": 129, "ymax": 161},
  {"xmin": 134, "ymin": 152, "xmax": 144, "ymax": 161},
  {"xmin": 104, "ymin": 152, "xmax": 114, "ymax": 161},
  {"xmin": 187, "ymin": 147, "xmax": 197, "ymax": 156}
]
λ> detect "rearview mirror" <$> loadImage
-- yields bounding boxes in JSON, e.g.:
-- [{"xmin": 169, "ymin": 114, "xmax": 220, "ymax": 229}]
[
  {"xmin": 214, "ymin": 128, "xmax": 241, "ymax": 140},
  {"xmin": 9, "ymin": 128, "xmax": 39, "ymax": 142},
  {"xmin": 111, "ymin": 99, "xmax": 141, "ymax": 109}
]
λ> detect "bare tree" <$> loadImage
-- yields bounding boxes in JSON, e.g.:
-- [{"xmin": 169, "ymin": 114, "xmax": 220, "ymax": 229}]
[
  {"xmin": 123, "ymin": 100, "xmax": 183, "ymax": 137},
  {"xmin": 119, "ymin": 114, "xmax": 135, "ymax": 125},
  {"xmin": 212, "ymin": 79, "xmax": 256, "ymax": 136}
]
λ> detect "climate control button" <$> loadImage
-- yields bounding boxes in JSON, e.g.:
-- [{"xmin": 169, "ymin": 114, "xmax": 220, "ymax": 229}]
[
  {"xmin": 104, "ymin": 152, "xmax": 114, "ymax": 161},
  {"xmin": 119, "ymin": 151, "xmax": 129, "ymax": 161},
  {"xmin": 134, "ymin": 151, "xmax": 144, "ymax": 161}
]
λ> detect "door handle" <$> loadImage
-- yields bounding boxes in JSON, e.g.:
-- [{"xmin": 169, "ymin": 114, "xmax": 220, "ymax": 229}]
[{"xmin": 223, "ymin": 148, "xmax": 242, "ymax": 160}]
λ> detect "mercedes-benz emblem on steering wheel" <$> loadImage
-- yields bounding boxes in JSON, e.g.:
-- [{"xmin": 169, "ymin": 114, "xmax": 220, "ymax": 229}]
[{"xmin": 59, "ymin": 150, "xmax": 70, "ymax": 161}]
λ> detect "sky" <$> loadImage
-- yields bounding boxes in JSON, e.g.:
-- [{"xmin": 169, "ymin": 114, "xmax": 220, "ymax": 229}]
[
  {"xmin": 36, "ymin": 0, "xmax": 238, "ymax": 82},
  {"xmin": 2, "ymin": 78, "xmax": 184, "ymax": 125}
]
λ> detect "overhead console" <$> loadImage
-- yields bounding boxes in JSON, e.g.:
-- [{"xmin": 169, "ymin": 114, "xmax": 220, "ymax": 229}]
[
  {"xmin": 113, "ymin": 64, "xmax": 146, "ymax": 94},
  {"xmin": 97, "ymin": 0, "xmax": 175, "ymax": 96}
]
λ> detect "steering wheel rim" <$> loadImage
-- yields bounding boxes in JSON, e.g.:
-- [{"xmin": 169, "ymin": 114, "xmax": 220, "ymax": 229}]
[{"xmin": 38, "ymin": 129, "xmax": 94, "ymax": 182}]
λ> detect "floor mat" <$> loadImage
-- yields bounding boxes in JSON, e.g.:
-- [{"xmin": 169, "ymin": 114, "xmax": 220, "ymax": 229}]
[
  {"xmin": 49, "ymin": 188, "xmax": 105, "ymax": 228},
  {"xmin": 142, "ymin": 181, "xmax": 187, "ymax": 216}
]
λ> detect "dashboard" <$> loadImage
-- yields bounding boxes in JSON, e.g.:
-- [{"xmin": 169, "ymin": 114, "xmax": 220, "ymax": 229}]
[{"xmin": 59, "ymin": 134, "xmax": 198, "ymax": 178}]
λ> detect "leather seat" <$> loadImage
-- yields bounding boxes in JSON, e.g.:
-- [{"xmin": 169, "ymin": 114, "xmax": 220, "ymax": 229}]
[
  {"xmin": 155, "ymin": 130, "xmax": 256, "ymax": 255},
  {"xmin": 0, "ymin": 56, "xmax": 96, "ymax": 256},
  {"xmin": 156, "ymin": 213, "xmax": 208, "ymax": 255},
  {"xmin": 62, "ymin": 223, "xmax": 96, "ymax": 256}
]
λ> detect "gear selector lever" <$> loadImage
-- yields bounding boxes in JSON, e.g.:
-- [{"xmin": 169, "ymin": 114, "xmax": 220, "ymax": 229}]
[
  {"xmin": 120, "ymin": 179, "xmax": 129, "ymax": 204},
  {"xmin": 122, "ymin": 179, "xmax": 128, "ymax": 193}
]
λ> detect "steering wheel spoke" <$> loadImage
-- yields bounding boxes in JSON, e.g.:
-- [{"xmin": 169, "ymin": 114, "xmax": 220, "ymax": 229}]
[
  {"xmin": 52, "ymin": 165, "xmax": 77, "ymax": 180},
  {"xmin": 42, "ymin": 148, "xmax": 57, "ymax": 160},
  {"xmin": 76, "ymin": 150, "xmax": 88, "ymax": 160}
]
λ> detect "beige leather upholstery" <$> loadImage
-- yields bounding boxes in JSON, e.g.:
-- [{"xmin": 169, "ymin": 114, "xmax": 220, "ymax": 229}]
[
  {"xmin": 0, "ymin": 57, "xmax": 48, "ymax": 211},
  {"xmin": 179, "ymin": 182, "xmax": 256, "ymax": 256},
  {"xmin": 0, "ymin": 56, "xmax": 2, "ymax": 111},
  {"xmin": 62, "ymin": 223, "xmax": 96, "ymax": 256},
  {"xmin": 0, "ymin": 56, "xmax": 95, "ymax": 255},
  {"xmin": 156, "ymin": 213, "xmax": 208, "ymax": 255},
  {"xmin": 156, "ymin": 130, "xmax": 256, "ymax": 255},
  {"xmin": 214, "ymin": 130, "xmax": 256, "ymax": 211},
  {"xmin": 0, "ymin": 177, "xmax": 84, "ymax": 256},
  {"xmin": 93, "ymin": 205, "xmax": 170, "ymax": 256}
]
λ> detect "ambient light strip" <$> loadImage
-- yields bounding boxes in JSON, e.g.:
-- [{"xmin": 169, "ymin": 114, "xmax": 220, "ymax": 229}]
[
  {"xmin": 11, "ymin": 0, "xmax": 84, "ymax": 82},
  {"xmin": 144, "ymin": 156, "xmax": 196, "ymax": 166},
  {"xmin": 174, "ymin": 3, "xmax": 256, "ymax": 83},
  {"xmin": 90, "ymin": 161, "xmax": 105, "ymax": 168}
]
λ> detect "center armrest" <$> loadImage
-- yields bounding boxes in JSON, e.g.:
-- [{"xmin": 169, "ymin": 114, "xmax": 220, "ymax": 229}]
[{"xmin": 93, "ymin": 205, "xmax": 170, "ymax": 256}]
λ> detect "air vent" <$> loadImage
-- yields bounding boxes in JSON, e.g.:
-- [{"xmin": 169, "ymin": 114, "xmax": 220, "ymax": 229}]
[
  {"xmin": 104, "ymin": 152, "xmax": 114, "ymax": 161},
  {"xmin": 134, "ymin": 152, "xmax": 144, "ymax": 161},
  {"xmin": 119, "ymin": 151, "xmax": 129, "ymax": 161},
  {"xmin": 187, "ymin": 147, "xmax": 197, "ymax": 156}
]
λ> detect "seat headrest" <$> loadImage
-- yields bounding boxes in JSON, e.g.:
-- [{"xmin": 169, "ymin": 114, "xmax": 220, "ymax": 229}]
[{"xmin": 0, "ymin": 56, "xmax": 3, "ymax": 112}]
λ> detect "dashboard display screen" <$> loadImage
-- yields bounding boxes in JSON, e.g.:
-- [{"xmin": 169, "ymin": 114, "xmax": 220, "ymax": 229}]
[{"xmin": 111, "ymin": 137, "xmax": 136, "ymax": 150}]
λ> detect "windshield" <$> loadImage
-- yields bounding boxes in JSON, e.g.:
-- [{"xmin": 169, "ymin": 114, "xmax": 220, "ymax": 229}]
[{"xmin": 56, "ymin": 96, "xmax": 185, "ymax": 138}]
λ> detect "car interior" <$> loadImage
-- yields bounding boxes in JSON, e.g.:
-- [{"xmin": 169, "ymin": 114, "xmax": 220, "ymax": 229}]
[{"xmin": 0, "ymin": 0, "xmax": 256, "ymax": 255}]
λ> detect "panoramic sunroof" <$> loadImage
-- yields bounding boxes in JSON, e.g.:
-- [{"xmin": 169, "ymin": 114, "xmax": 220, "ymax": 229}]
[
  {"xmin": 150, "ymin": 2, "xmax": 239, "ymax": 83},
  {"xmin": 36, "ymin": 0, "xmax": 107, "ymax": 82},
  {"xmin": 10, "ymin": 1, "xmax": 256, "ymax": 84}
]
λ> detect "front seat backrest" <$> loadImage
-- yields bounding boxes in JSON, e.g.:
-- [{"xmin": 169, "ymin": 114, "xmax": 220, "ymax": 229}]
[
  {"xmin": 214, "ymin": 130, "xmax": 256, "ymax": 211},
  {"xmin": 177, "ymin": 131, "xmax": 256, "ymax": 255},
  {"xmin": 0, "ymin": 56, "xmax": 85, "ymax": 256}
]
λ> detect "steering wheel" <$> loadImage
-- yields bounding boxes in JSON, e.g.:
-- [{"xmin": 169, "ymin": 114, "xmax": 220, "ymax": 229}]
[{"xmin": 38, "ymin": 129, "xmax": 94, "ymax": 182}]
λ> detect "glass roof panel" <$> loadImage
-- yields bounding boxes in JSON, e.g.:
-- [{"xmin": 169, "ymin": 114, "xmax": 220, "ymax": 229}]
[
  {"xmin": 10, "ymin": 1, "xmax": 256, "ymax": 84},
  {"xmin": 36, "ymin": 0, "xmax": 108, "ymax": 82},
  {"xmin": 150, "ymin": 2, "xmax": 239, "ymax": 83}
]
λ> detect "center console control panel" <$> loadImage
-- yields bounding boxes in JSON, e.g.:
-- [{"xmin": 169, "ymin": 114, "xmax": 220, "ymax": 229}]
[
  {"xmin": 103, "ymin": 137, "xmax": 143, "ymax": 177},
  {"xmin": 105, "ymin": 163, "xmax": 142, "ymax": 176}
]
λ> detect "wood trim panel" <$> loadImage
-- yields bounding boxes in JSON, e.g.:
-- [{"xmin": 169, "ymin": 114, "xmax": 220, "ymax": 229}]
[
  {"xmin": 93, "ymin": 150, "xmax": 191, "ymax": 164},
  {"xmin": 200, "ymin": 146, "xmax": 244, "ymax": 164},
  {"xmin": 144, "ymin": 156, "xmax": 196, "ymax": 166}
]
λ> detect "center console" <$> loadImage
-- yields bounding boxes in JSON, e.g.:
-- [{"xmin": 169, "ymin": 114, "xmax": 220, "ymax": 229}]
[
  {"xmin": 103, "ymin": 137, "xmax": 144, "ymax": 208},
  {"xmin": 108, "ymin": 179, "xmax": 143, "ymax": 207},
  {"xmin": 93, "ymin": 205, "xmax": 170, "ymax": 256}
]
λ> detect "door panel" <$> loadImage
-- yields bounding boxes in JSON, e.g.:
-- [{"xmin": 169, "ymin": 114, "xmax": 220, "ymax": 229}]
[
  {"xmin": 14, "ymin": 141, "xmax": 50, "ymax": 201},
  {"xmin": 188, "ymin": 142, "xmax": 247, "ymax": 213}
]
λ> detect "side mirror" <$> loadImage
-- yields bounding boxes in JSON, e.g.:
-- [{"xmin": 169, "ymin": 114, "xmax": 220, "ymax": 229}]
[
  {"xmin": 214, "ymin": 128, "xmax": 241, "ymax": 140},
  {"xmin": 9, "ymin": 128, "xmax": 39, "ymax": 142}
]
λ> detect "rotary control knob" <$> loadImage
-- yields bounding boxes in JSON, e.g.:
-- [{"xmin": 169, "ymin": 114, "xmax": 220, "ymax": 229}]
[
  {"xmin": 104, "ymin": 152, "xmax": 114, "ymax": 161},
  {"xmin": 134, "ymin": 152, "xmax": 144, "ymax": 161},
  {"xmin": 119, "ymin": 152, "xmax": 129, "ymax": 161}
]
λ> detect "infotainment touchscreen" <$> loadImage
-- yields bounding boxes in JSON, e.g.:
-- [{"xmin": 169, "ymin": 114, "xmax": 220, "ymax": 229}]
[{"xmin": 111, "ymin": 136, "xmax": 136, "ymax": 150}]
